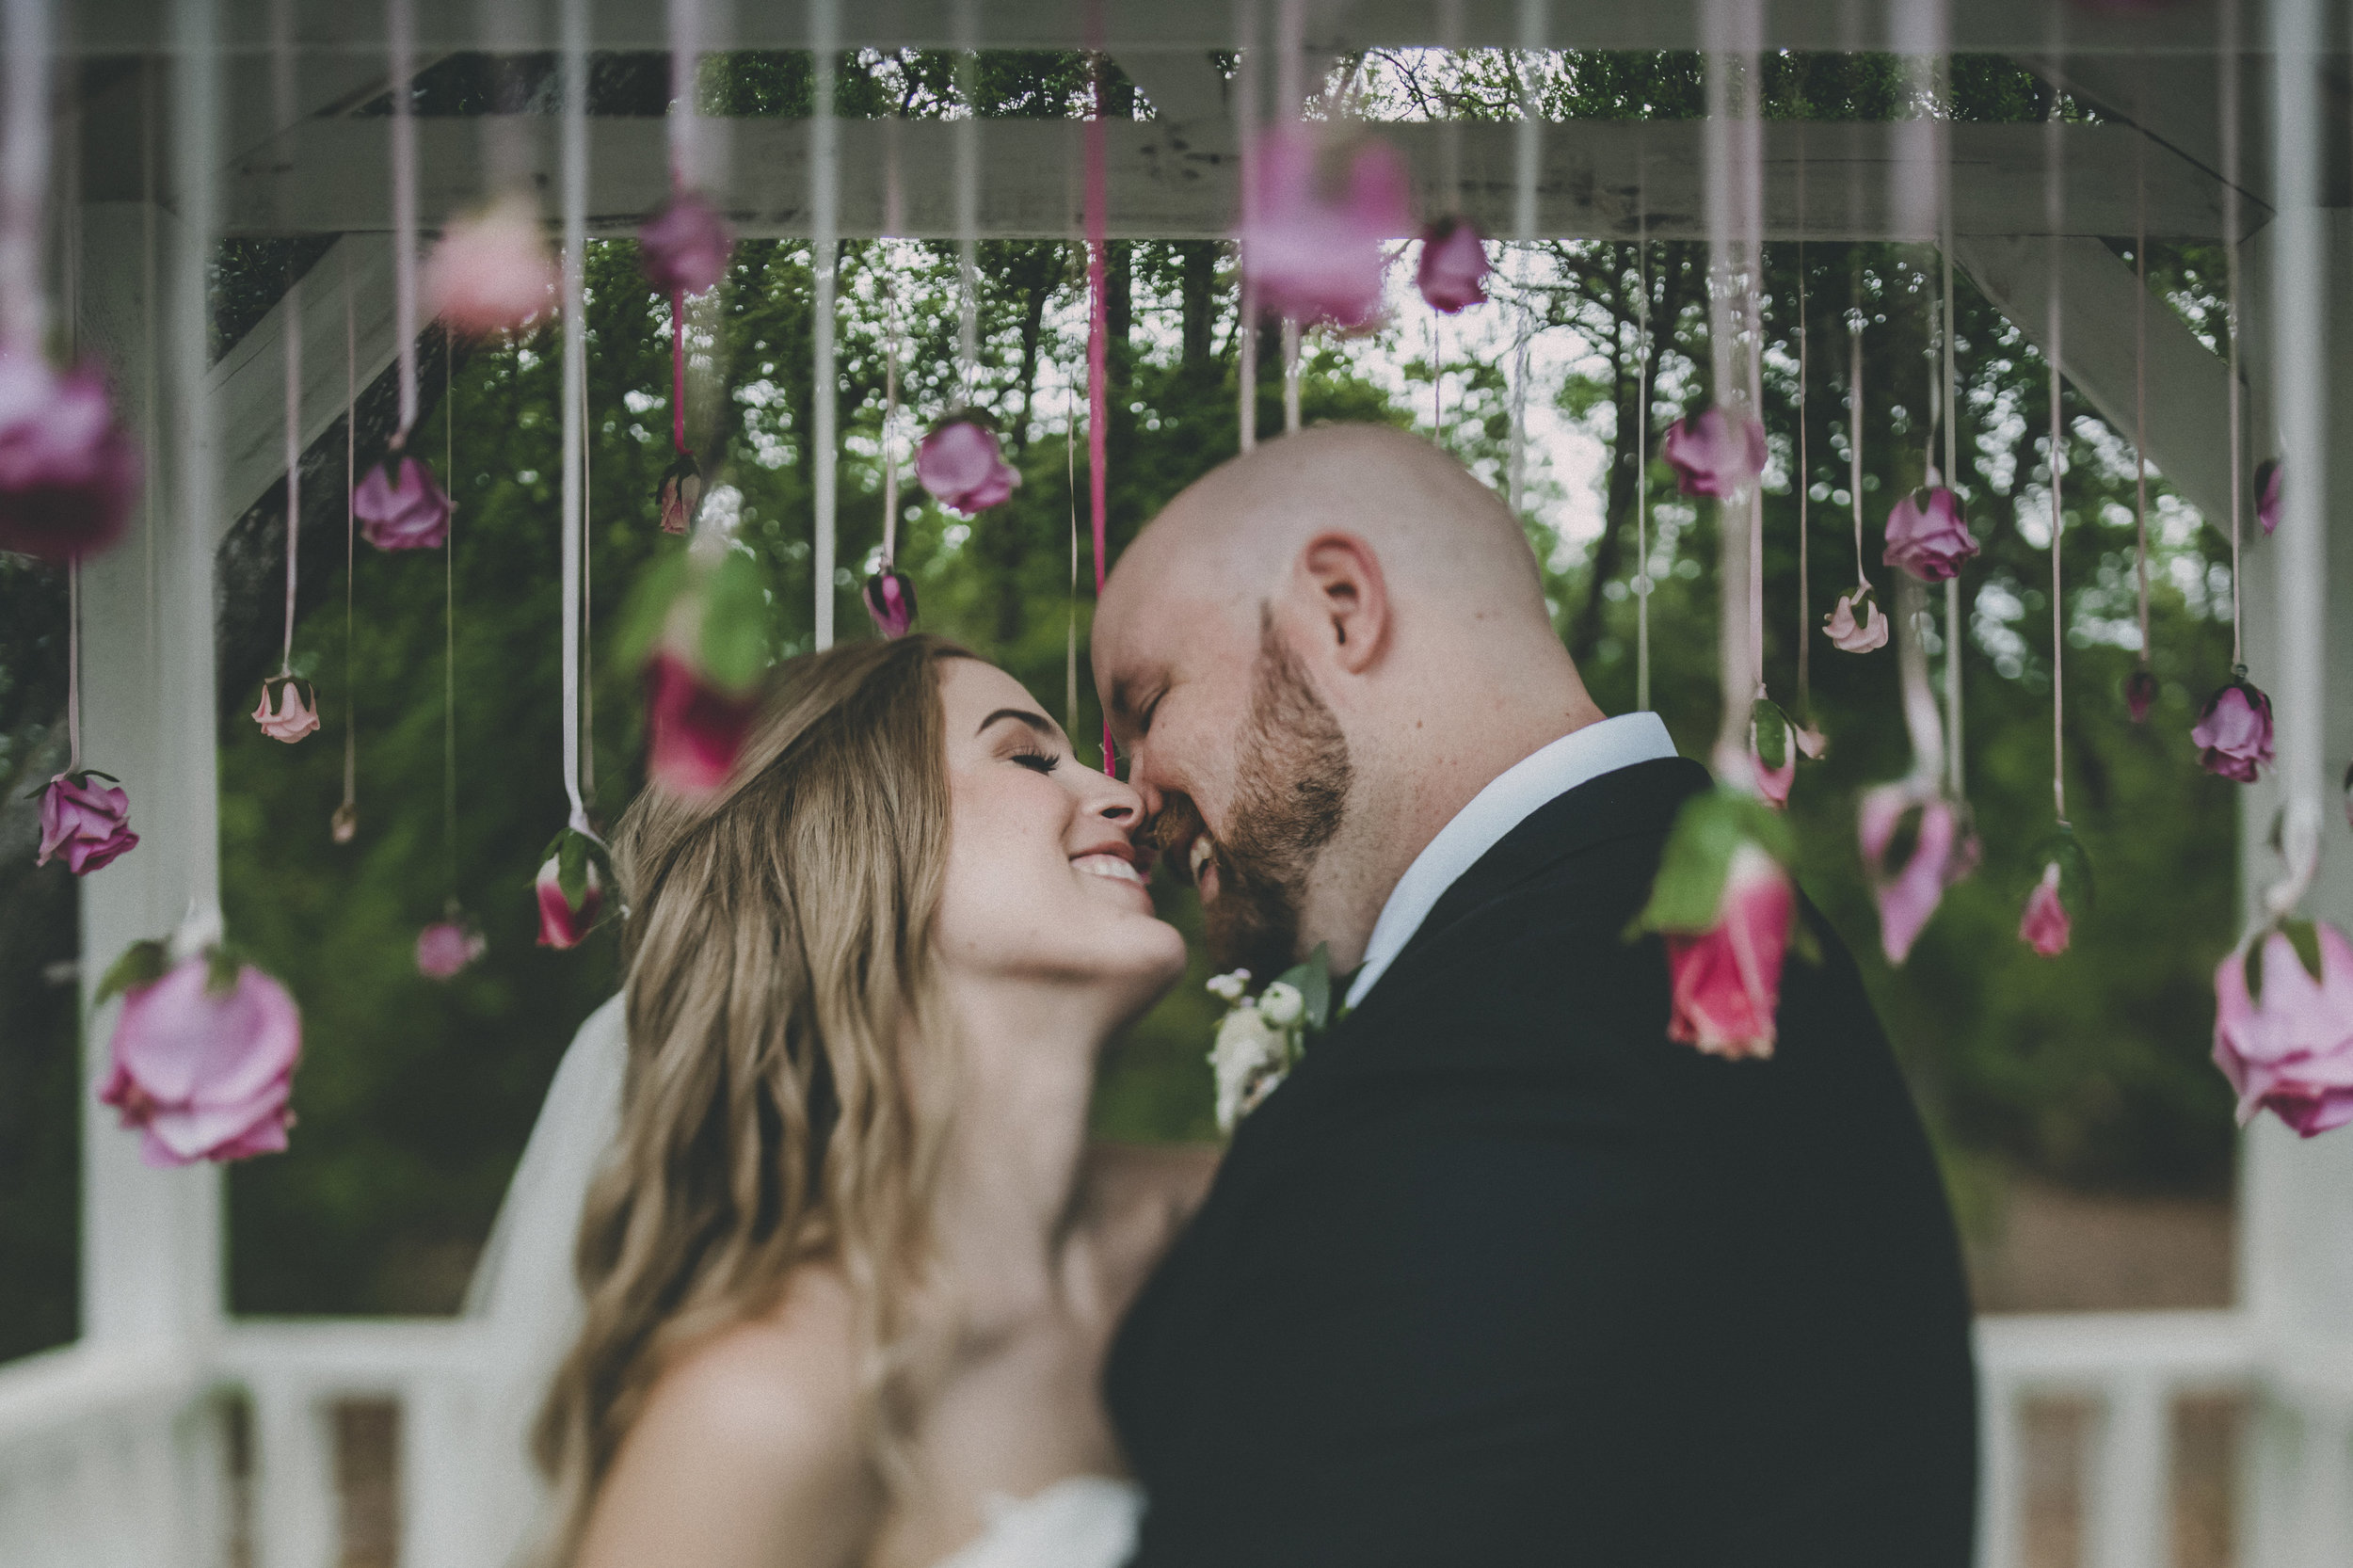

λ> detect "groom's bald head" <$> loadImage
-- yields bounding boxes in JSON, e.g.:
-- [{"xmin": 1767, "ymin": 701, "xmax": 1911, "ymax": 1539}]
[{"xmin": 1094, "ymin": 424, "xmax": 1603, "ymax": 975}]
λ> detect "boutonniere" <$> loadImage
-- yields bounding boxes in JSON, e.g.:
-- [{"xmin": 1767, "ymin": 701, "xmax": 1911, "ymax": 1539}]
[{"xmin": 1206, "ymin": 945, "xmax": 1334, "ymax": 1134}]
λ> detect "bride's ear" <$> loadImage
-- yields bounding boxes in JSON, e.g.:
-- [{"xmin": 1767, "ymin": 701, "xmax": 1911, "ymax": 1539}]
[{"xmin": 1294, "ymin": 532, "xmax": 1388, "ymax": 675}]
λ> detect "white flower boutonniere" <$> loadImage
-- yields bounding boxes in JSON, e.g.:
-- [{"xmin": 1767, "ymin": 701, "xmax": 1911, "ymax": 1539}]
[{"xmin": 1206, "ymin": 945, "xmax": 1334, "ymax": 1134}]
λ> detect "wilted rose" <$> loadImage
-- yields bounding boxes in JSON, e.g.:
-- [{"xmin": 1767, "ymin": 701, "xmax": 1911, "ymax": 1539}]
[
  {"xmin": 354, "ymin": 456, "xmax": 453, "ymax": 552},
  {"xmin": 1823, "ymin": 586, "xmax": 1889, "ymax": 653},
  {"xmin": 1882, "ymin": 487, "xmax": 1979, "ymax": 584},
  {"xmin": 1415, "ymin": 216, "xmax": 1491, "ymax": 313},
  {"xmin": 639, "ymin": 189, "xmax": 734, "ymax": 297},
  {"xmin": 2126, "ymin": 666, "xmax": 2158, "ymax": 725},
  {"xmin": 424, "ymin": 193, "xmax": 559, "ymax": 338},
  {"xmin": 100, "ymin": 952, "xmax": 300, "ymax": 1167},
  {"xmin": 2019, "ymin": 862, "xmax": 2072, "ymax": 956},
  {"xmin": 1662, "ymin": 407, "xmax": 1767, "ymax": 500},
  {"xmin": 414, "ymin": 920, "xmax": 486, "ymax": 980},
  {"xmin": 2213, "ymin": 921, "xmax": 2353, "ymax": 1137},
  {"xmin": 646, "ymin": 648, "xmax": 761, "ymax": 796},
  {"xmin": 2255, "ymin": 459, "xmax": 2281, "ymax": 538},
  {"xmin": 250, "ymin": 676, "xmax": 320, "ymax": 744},
  {"xmin": 37, "ymin": 770, "xmax": 136, "ymax": 874},
  {"xmin": 0, "ymin": 348, "xmax": 140, "ymax": 564},
  {"xmin": 864, "ymin": 568, "xmax": 917, "ymax": 638},
  {"xmin": 917, "ymin": 418, "xmax": 1021, "ymax": 516},
  {"xmin": 536, "ymin": 847, "xmax": 604, "ymax": 950},
  {"xmin": 1861, "ymin": 785, "xmax": 1971, "ymax": 966},
  {"xmin": 2192, "ymin": 678, "xmax": 2274, "ymax": 783},
  {"xmin": 657, "ymin": 452, "xmax": 702, "ymax": 536},
  {"xmin": 1239, "ymin": 124, "xmax": 1413, "ymax": 330},
  {"xmin": 1664, "ymin": 843, "xmax": 1793, "ymax": 1062}
]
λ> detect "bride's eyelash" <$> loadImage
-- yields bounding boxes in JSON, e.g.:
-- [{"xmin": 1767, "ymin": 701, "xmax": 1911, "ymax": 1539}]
[{"xmin": 1011, "ymin": 746, "xmax": 1061, "ymax": 775}]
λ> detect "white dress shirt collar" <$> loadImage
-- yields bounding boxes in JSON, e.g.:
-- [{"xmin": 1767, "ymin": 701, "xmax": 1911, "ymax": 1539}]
[{"xmin": 1341, "ymin": 712, "xmax": 1679, "ymax": 1011}]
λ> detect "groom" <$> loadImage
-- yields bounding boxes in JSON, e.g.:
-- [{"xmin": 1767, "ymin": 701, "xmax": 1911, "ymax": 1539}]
[{"xmin": 1093, "ymin": 425, "xmax": 1977, "ymax": 1566}]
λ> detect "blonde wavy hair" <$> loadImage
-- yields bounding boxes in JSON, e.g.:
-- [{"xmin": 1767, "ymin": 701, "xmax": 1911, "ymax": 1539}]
[{"xmin": 534, "ymin": 632, "xmax": 968, "ymax": 1563}]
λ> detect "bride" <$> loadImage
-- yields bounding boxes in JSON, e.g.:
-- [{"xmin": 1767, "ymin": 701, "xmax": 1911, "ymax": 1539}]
[{"xmin": 532, "ymin": 633, "xmax": 1215, "ymax": 1568}]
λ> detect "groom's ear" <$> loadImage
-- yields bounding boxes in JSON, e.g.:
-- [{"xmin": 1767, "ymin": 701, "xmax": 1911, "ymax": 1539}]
[{"xmin": 1296, "ymin": 533, "xmax": 1388, "ymax": 676}]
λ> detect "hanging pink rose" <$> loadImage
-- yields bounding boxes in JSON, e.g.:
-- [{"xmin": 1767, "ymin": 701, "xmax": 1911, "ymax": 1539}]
[
  {"xmin": 647, "ymin": 648, "xmax": 761, "ymax": 796},
  {"xmin": 1238, "ymin": 124, "xmax": 1413, "ymax": 330},
  {"xmin": 917, "ymin": 418, "xmax": 1021, "ymax": 515},
  {"xmin": 1823, "ymin": 586, "xmax": 1889, "ymax": 652},
  {"xmin": 2255, "ymin": 459, "xmax": 2281, "ymax": 537},
  {"xmin": 864, "ymin": 568, "xmax": 917, "ymax": 639},
  {"xmin": 1661, "ymin": 407, "xmax": 1767, "ymax": 500},
  {"xmin": 1750, "ymin": 699, "xmax": 1796, "ymax": 808},
  {"xmin": 2019, "ymin": 862, "xmax": 2072, "ymax": 956},
  {"xmin": 1415, "ymin": 216, "xmax": 1491, "ymax": 313},
  {"xmin": 0, "ymin": 348, "xmax": 141, "ymax": 564},
  {"xmin": 639, "ymin": 189, "xmax": 734, "ymax": 297},
  {"xmin": 2213, "ymin": 922, "xmax": 2353, "ymax": 1137},
  {"xmin": 1860, "ymin": 785, "xmax": 1971, "ymax": 966},
  {"xmin": 424, "ymin": 193, "xmax": 560, "ymax": 338},
  {"xmin": 1663, "ymin": 843, "xmax": 1793, "ymax": 1062},
  {"xmin": 1753, "ymin": 750, "xmax": 1793, "ymax": 808},
  {"xmin": 250, "ymin": 676, "xmax": 320, "ymax": 744},
  {"xmin": 536, "ymin": 842, "xmax": 605, "ymax": 950},
  {"xmin": 100, "ymin": 951, "xmax": 300, "ymax": 1167},
  {"xmin": 2125, "ymin": 667, "xmax": 2158, "ymax": 725},
  {"xmin": 2192, "ymin": 677, "xmax": 2274, "ymax": 783},
  {"xmin": 657, "ymin": 452, "xmax": 702, "ymax": 536},
  {"xmin": 415, "ymin": 920, "xmax": 486, "ymax": 980},
  {"xmin": 1881, "ymin": 486, "xmax": 1979, "ymax": 584},
  {"xmin": 37, "ymin": 770, "xmax": 137, "ymax": 874},
  {"xmin": 354, "ymin": 456, "xmax": 454, "ymax": 551}
]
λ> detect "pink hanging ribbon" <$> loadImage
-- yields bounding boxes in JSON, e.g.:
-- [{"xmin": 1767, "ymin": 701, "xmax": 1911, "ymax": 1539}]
[{"xmin": 1085, "ymin": 44, "xmax": 1113, "ymax": 775}]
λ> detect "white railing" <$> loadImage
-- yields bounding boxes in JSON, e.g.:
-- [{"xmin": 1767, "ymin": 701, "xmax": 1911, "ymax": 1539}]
[{"xmin": 8, "ymin": 1308, "xmax": 2349, "ymax": 1568}]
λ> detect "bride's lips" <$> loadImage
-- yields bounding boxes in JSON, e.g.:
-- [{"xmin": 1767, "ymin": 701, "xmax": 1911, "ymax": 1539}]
[{"xmin": 1072, "ymin": 852, "xmax": 1151, "ymax": 899}]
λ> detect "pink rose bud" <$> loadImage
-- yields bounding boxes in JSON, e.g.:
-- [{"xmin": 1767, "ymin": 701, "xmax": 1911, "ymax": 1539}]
[
  {"xmin": 354, "ymin": 456, "xmax": 454, "ymax": 552},
  {"xmin": 1415, "ymin": 216, "xmax": 1491, "ymax": 313},
  {"xmin": 646, "ymin": 648, "xmax": 761, "ymax": 796},
  {"xmin": 101, "ymin": 952, "xmax": 301, "ymax": 1167},
  {"xmin": 2019, "ymin": 862, "xmax": 2072, "ymax": 956},
  {"xmin": 639, "ymin": 189, "xmax": 734, "ymax": 297},
  {"xmin": 536, "ymin": 849, "xmax": 604, "ymax": 950},
  {"xmin": 37, "ymin": 770, "xmax": 137, "ymax": 874},
  {"xmin": 864, "ymin": 568, "xmax": 918, "ymax": 639},
  {"xmin": 1661, "ymin": 407, "xmax": 1768, "ymax": 500},
  {"xmin": 657, "ymin": 452, "xmax": 702, "ymax": 535},
  {"xmin": 1881, "ymin": 486, "xmax": 1979, "ymax": 584},
  {"xmin": 1822, "ymin": 586, "xmax": 1889, "ymax": 652},
  {"xmin": 2125, "ymin": 666, "xmax": 2158, "ymax": 725},
  {"xmin": 250, "ymin": 676, "xmax": 321, "ymax": 744},
  {"xmin": 1860, "ymin": 786, "xmax": 1971, "ymax": 966},
  {"xmin": 1664, "ymin": 843, "xmax": 1793, "ymax": 1062},
  {"xmin": 1239, "ymin": 124, "xmax": 1413, "ymax": 330},
  {"xmin": 1793, "ymin": 724, "xmax": 1829, "ymax": 761},
  {"xmin": 2192, "ymin": 676, "xmax": 2274, "ymax": 783},
  {"xmin": 916, "ymin": 418, "xmax": 1021, "ymax": 516},
  {"xmin": 424, "ymin": 193, "xmax": 560, "ymax": 338},
  {"xmin": 0, "ymin": 348, "xmax": 141, "ymax": 564},
  {"xmin": 414, "ymin": 920, "xmax": 487, "ymax": 980},
  {"xmin": 2212, "ymin": 921, "xmax": 2353, "ymax": 1137},
  {"xmin": 2255, "ymin": 459, "xmax": 2281, "ymax": 537}
]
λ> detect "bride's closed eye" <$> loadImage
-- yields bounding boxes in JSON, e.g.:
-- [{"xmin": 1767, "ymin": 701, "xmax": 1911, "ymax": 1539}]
[{"xmin": 1010, "ymin": 746, "xmax": 1062, "ymax": 776}]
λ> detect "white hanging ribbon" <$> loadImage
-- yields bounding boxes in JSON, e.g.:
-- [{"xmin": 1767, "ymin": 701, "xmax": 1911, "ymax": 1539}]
[
  {"xmin": 2042, "ymin": 88, "xmax": 2068, "ymax": 828},
  {"xmin": 389, "ymin": 0, "xmax": 419, "ymax": 441},
  {"xmin": 559, "ymin": 0, "xmax": 588, "ymax": 833},
  {"xmin": 0, "ymin": 0, "xmax": 51, "ymax": 354},
  {"xmin": 810, "ymin": 0, "xmax": 839, "ymax": 650},
  {"xmin": 280, "ymin": 276, "xmax": 300, "ymax": 674}
]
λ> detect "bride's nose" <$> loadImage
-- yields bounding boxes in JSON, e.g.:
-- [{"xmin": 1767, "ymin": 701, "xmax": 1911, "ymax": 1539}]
[{"xmin": 1077, "ymin": 769, "xmax": 1145, "ymax": 827}]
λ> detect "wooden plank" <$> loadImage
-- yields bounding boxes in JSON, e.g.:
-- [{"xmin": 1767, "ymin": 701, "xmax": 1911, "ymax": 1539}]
[{"xmin": 223, "ymin": 115, "xmax": 2264, "ymax": 243}]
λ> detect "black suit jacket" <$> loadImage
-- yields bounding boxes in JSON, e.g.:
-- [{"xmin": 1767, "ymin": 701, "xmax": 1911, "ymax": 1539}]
[{"xmin": 1106, "ymin": 758, "xmax": 1977, "ymax": 1567}]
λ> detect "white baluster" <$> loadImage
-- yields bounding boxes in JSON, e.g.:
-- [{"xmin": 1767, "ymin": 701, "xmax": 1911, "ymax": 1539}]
[
  {"xmin": 2087, "ymin": 1374, "xmax": 2169, "ymax": 1568},
  {"xmin": 250, "ymin": 1383, "xmax": 337, "ymax": 1568},
  {"xmin": 1976, "ymin": 1371, "xmax": 2021, "ymax": 1568}
]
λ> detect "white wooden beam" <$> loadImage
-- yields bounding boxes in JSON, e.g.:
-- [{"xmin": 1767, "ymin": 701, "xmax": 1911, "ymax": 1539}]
[
  {"xmin": 1949, "ymin": 233, "xmax": 2235, "ymax": 531},
  {"xmin": 224, "ymin": 114, "xmax": 2262, "ymax": 243}
]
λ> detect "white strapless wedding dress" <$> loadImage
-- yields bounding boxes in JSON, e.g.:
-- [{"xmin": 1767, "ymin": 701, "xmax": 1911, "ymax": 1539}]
[{"xmin": 928, "ymin": 1477, "xmax": 1144, "ymax": 1568}]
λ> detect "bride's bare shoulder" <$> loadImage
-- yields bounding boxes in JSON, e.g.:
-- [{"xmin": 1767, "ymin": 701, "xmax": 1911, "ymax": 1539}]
[{"xmin": 576, "ymin": 1267, "xmax": 881, "ymax": 1568}]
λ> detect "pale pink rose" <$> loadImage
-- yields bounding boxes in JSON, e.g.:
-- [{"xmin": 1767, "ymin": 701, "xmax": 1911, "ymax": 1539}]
[
  {"xmin": 101, "ymin": 954, "xmax": 300, "ymax": 1167},
  {"xmin": 1881, "ymin": 486, "xmax": 1979, "ymax": 583},
  {"xmin": 1238, "ymin": 124, "xmax": 1413, "ymax": 329},
  {"xmin": 1860, "ymin": 785, "xmax": 1969, "ymax": 966},
  {"xmin": 37, "ymin": 771, "xmax": 137, "ymax": 874},
  {"xmin": 1664, "ymin": 843, "xmax": 1792, "ymax": 1061},
  {"xmin": 1753, "ymin": 746, "xmax": 1794, "ymax": 808},
  {"xmin": 1823, "ymin": 587, "xmax": 1888, "ymax": 652},
  {"xmin": 424, "ymin": 194, "xmax": 560, "ymax": 338},
  {"xmin": 1415, "ymin": 216, "xmax": 1491, "ymax": 313},
  {"xmin": 2019, "ymin": 862, "xmax": 2072, "ymax": 956},
  {"xmin": 639, "ymin": 189, "xmax": 734, "ymax": 296},
  {"xmin": 646, "ymin": 648, "xmax": 760, "ymax": 796},
  {"xmin": 1662, "ymin": 407, "xmax": 1767, "ymax": 500},
  {"xmin": 414, "ymin": 920, "xmax": 486, "ymax": 980},
  {"xmin": 2193, "ymin": 679, "xmax": 2274, "ymax": 783},
  {"xmin": 2212, "ymin": 923, "xmax": 2353, "ymax": 1137},
  {"xmin": 916, "ymin": 419, "xmax": 1021, "ymax": 516},
  {"xmin": 536, "ymin": 852, "xmax": 604, "ymax": 950},
  {"xmin": 863, "ymin": 568, "xmax": 917, "ymax": 639},
  {"xmin": 1793, "ymin": 724, "xmax": 1829, "ymax": 761},
  {"xmin": 353, "ymin": 456, "xmax": 453, "ymax": 552},
  {"xmin": 250, "ymin": 677, "xmax": 320, "ymax": 744},
  {"xmin": 0, "ymin": 348, "xmax": 141, "ymax": 563}
]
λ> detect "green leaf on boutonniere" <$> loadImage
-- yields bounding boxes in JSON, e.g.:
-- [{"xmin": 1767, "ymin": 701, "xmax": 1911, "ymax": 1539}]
[{"xmin": 1272, "ymin": 943, "xmax": 1333, "ymax": 1032}]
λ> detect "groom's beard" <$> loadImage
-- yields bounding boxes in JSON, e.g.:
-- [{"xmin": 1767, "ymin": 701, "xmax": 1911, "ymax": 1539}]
[{"xmin": 1157, "ymin": 620, "xmax": 1352, "ymax": 980}]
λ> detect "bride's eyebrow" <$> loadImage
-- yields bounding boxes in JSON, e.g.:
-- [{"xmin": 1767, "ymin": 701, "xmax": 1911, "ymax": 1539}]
[{"xmin": 976, "ymin": 708, "xmax": 1060, "ymax": 743}]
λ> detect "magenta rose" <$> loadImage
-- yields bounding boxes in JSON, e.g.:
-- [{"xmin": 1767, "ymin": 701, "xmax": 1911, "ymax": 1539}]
[
  {"xmin": 1664, "ymin": 843, "xmax": 1793, "ymax": 1062},
  {"xmin": 864, "ymin": 568, "xmax": 918, "ymax": 639},
  {"xmin": 657, "ymin": 452, "xmax": 702, "ymax": 536},
  {"xmin": 917, "ymin": 418, "xmax": 1021, "ymax": 516},
  {"xmin": 2019, "ymin": 862, "xmax": 2072, "ymax": 956},
  {"xmin": 2213, "ymin": 921, "xmax": 2353, "ymax": 1138},
  {"xmin": 646, "ymin": 647, "xmax": 762, "ymax": 796},
  {"xmin": 536, "ymin": 844, "xmax": 605, "ymax": 950},
  {"xmin": 1882, "ymin": 486, "xmax": 1978, "ymax": 584},
  {"xmin": 354, "ymin": 456, "xmax": 454, "ymax": 552},
  {"xmin": 37, "ymin": 770, "xmax": 137, "ymax": 874},
  {"xmin": 1860, "ymin": 786, "xmax": 1974, "ymax": 966},
  {"xmin": 0, "ymin": 348, "xmax": 141, "ymax": 564},
  {"xmin": 639, "ymin": 189, "xmax": 734, "ymax": 297},
  {"xmin": 1662, "ymin": 407, "xmax": 1767, "ymax": 500},
  {"xmin": 415, "ymin": 920, "xmax": 486, "ymax": 980},
  {"xmin": 2125, "ymin": 667, "xmax": 2158, "ymax": 725},
  {"xmin": 1415, "ymin": 216, "xmax": 1491, "ymax": 314},
  {"xmin": 425, "ymin": 194, "xmax": 560, "ymax": 338},
  {"xmin": 2192, "ymin": 677, "xmax": 2274, "ymax": 783},
  {"xmin": 100, "ymin": 951, "xmax": 300, "ymax": 1167},
  {"xmin": 1239, "ymin": 124, "xmax": 1413, "ymax": 330}
]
